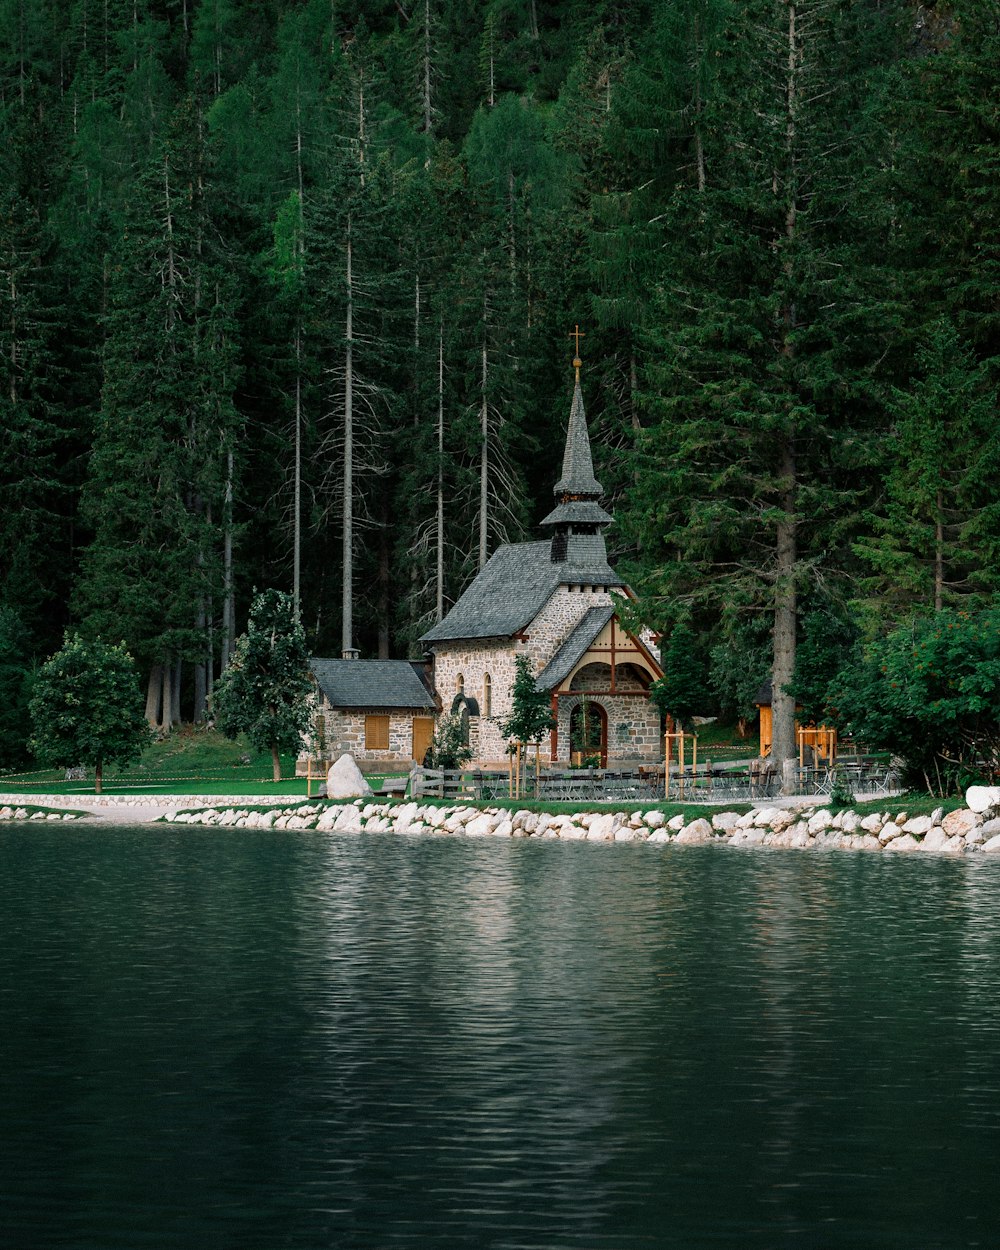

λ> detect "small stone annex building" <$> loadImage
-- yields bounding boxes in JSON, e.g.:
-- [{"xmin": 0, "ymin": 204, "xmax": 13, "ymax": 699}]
[
  {"xmin": 307, "ymin": 658, "xmax": 437, "ymax": 771},
  {"xmin": 420, "ymin": 362, "xmax": 664, "ymax": 769}
]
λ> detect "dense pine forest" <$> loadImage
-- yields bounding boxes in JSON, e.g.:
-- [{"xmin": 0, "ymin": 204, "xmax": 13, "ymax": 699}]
[{"xmin": 1, "ymin": 0, "xmax": 998, "ymax": 773}]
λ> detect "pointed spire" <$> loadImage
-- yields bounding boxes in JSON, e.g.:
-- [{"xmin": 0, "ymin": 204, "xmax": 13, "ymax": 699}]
[{"xmin": 553, "ymin": 375, "xmax": 603, "ymax": 499}]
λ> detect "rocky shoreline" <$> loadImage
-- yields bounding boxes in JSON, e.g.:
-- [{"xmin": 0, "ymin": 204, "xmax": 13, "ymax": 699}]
[
  {"xmin": 7, "ymin": 785, "xmax": 1000, "ymax": 855},
  {"xmin": 163, "ymin": 793, "xmax": 1000, "ymax": 855}
]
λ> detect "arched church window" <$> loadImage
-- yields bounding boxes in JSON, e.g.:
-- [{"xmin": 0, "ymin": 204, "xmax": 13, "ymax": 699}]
[
  {"xmin": 456, "ymin": 673, "xmax": 464, "ymax": 695},
  {"xmin": 483, "ymin": 673, "xmax": 492, "ymax": 718}
]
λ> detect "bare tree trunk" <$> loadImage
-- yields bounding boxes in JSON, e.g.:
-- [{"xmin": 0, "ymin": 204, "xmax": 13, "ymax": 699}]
[
  {"xmin": 145, "ymin": 665, "xmax": 162, "ymax": 728},
  {"xmin": 95, "ymin": 758, "xmax": 103, "ymax": 795},
  {"xmin": 160, "ymin": 662, "xmax": 174, "ymax": 732},
  {"xmin": 773, "ymin": 436, "xmax": 798, "ymax": 785},
  {"xmin": 935, "ymin": 487, "xmax": 944, "ymax": 612},
  {"xmin": 272, "ymin": 743, "xmax": 281, "ymax": 783},
  {"xmin": 479, "ymin": 337, "xmax": 488, "ymax": 569},
  {"xmin": 377, "ymin": 492, "xmax": 391, "ymax": 659},
  {"xmin": 194, "ymin": 600, "xmax": 207, "ymax": 721},
  {"xmin": 173, "ymin": 658, "xmax": 182, "ymax": 725},
  {"xmin": 292, "ymin": 99, "xmax": 305, "ymax": 619},
  {"xmin": 342, "ymin": 218, "xmax": 354, "ymax": 655},
  {"xmin": 293, "ymin": 328, "xmax": 302, "ymax": 617},
  {"xmin": 775, "ymin": 1, "xmax": 800, "ymax": 794},
  {"xmin": 436, "ymin": 322, "xmax": 445, "ymax": 621},
  {"xmin": 221, "ymin": 449, "xmax": 234, "ymax": 668}
]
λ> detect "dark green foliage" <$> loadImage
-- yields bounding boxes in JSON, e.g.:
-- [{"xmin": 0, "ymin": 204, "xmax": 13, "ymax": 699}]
[
  {"xmin": 787, "ymin": 610, "xmax": 858, "ymax": 726},
  {"xmin": 829, "ymin": 609, "xmax": 1000, "ymax": 797},
  {"xmin": 650, "ymin": 622, "xmax": 706, "ymax": 731},
  {"xmin": 500, "ymin": 654, "xmax": 555, "ymax": 746},
  {"xmin": 73, "ymin": 94, "xmax": 242, "ymax": 697},
  {"xmin": 0, "ymin": 0, "xmax": 995, "ymax": 771},
  {"xmin": 211, "ymin": 589, "xmax": 314, "ymax": 781},
  {"xmin": 708, "ymin": 618, "xmax": 770, "ymax": 734},
  {"xmin": 0, "ymin": 606, "xmax": 33, "ymax": 769},
  {"xmin": 828, "ymin": 768, "xmax": 856, "ymax": 810},
  {"xmin": 28, "ymin": 633, "xmax": 151, "ymax": 792}
]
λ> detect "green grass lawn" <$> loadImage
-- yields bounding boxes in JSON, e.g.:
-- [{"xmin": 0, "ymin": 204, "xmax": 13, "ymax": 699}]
[
  {"xmin": 689, "ymin": 719, "xmax": 761, "ymax": 763},
  {"xmin": 0, "ymin": 727, "xmax": 336, "ymax": 797},
  {"xmin": 0, "ymin": 723, "xmax": 971, "ymax": 816}
]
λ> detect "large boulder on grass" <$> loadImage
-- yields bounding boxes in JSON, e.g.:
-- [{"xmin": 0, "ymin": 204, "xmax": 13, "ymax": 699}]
[
  {"xmin": 966, "ymin": 786, "xmax": 1000, "ymax": 816},
  {"xmin": 326, "ymin": 753, "xmax": 373, "ymax": 800}
]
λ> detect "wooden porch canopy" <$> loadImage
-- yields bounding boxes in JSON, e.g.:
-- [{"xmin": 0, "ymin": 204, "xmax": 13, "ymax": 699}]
[{"xmin": 535, "ymin": 606, "xmax": 663, "ymax": 759}]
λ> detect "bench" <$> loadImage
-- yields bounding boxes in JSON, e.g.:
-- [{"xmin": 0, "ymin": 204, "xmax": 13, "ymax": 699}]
[{"xmin": 376, "ymin": 777, "xmax": 409, "ymax": 798}]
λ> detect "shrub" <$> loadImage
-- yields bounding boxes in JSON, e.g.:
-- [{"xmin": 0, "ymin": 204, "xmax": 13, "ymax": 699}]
[
  {"xmin": 829, "ymin": 607, "xmax": 1000, "ymax": 796},
  {"xmin": 424, "ymin": 711, "xmax": 472, "ymax": 770}
]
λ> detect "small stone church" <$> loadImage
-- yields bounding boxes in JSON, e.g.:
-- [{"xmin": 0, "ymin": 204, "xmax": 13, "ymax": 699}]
[
  {"xmin": 419, "ymin": 362, "xmax": 663, "ymax": 769},
  {"xmin": 303, "ymin": 357, "xmax": 664, "ymax": 773}
]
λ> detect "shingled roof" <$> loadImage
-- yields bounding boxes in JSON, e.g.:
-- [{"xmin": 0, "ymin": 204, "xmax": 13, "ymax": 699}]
[
  {"xmin": 421, "ymin": 542, "xmax": 560, "ymax": 643},
  {"xmin": 535, "ymin": 605, "xmax": 615, "ymax": 690},
  {"xmin": 420, "ymin": 541, "xmax": 624, "ymax": 644},
  {"xmin": 553, "ymin": 377, "xmax": 602, "ymax": 499},
  {"xmin": 311, "ymin": 659, "xmax": 436, "ymax": 710},
  {"xmin": 538, "ymin": 498, "xmax": 612, "ymax": 528}
]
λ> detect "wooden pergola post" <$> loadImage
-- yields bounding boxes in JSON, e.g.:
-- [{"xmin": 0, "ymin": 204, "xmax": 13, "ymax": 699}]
[{"xmin": 664, "ymin": 729, "xmax": 698, "ymax": 799}]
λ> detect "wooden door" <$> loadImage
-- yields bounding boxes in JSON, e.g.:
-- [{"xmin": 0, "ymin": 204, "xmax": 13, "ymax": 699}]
[
  {"xmin": 570, "ymin": 701, "xmax": 607, "ymax": 768},
  {"xmin": 411, "ymin": 716, "xmax": 435, "ymax": 764}
]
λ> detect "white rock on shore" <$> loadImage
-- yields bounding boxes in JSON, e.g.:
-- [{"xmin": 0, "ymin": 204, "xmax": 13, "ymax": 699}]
[{"xmin": 23, "ymin": 781, "xmax": 982, "ymax": 862}]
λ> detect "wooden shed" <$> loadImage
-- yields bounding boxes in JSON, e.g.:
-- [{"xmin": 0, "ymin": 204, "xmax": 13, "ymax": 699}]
[
  {"xmin": 298, "ymin": 658, "xmax": 438, "ymax": 774},
  {"xmin": 754, "ymin": 678, "xmax": 837, "ymax": 763}
]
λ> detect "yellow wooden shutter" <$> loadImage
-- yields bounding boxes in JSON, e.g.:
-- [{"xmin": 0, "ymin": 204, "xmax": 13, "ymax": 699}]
[{"xmin": 365, "ymin": 715, "xmax": 390, "ymax": 751}]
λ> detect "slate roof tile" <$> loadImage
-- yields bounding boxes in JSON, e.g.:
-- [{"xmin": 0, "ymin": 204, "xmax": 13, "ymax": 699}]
[
  {"xmin": 311, "ymin": 659, "xmax": 436, "ymax": 710},
  {"xmin": 420, "ymin": 541, "xmax": 623, "ymax": 644},
  {"xmin": 535, "ymin": 605, "xmax": 616, "ymax": 690}
]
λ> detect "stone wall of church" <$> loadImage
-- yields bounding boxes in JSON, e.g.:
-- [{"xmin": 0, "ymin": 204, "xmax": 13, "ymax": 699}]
[
  {"xmin": 431, "ymin": 639, "xmax": 522, "ymax": 765},
  {"xmin": 522, "ymin": 585, "xmax": 615, "ymax": 668},
  {"xmin": 429, "ymin": 586, "xmax": 663, "ymax": 768},
  {"xmin": 553, "ymin": 693, "xmax": 663, "ymax": 765}
]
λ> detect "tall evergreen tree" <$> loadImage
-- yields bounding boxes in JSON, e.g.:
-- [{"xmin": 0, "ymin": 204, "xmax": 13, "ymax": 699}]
[
  {"xmin": 622, "ymin": 0, "xmax": 904, "ymax": 784},
  {"xmin": 74, "ymin": 94, "xmax": 241, "ymax": 726},
  {"xmin": 854, "ymin": 319, "xmax": 1000, "ymax": 626}
]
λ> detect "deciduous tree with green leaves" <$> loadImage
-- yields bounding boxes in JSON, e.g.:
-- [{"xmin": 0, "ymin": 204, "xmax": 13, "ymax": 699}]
[
  {"xmin": 829, "ymin": 608, "xmax": 1000, "ymax": 798},
  {"xmin": 28, "ymin": 633, "xmax": 151, "ymax": 793},
  {"xmin": 211, "ymin": 589, "xmax": 314, "ymax": 782},
  {"xmin": 500, "ymin": 654, "xmax": 555, "ymax": 746}
]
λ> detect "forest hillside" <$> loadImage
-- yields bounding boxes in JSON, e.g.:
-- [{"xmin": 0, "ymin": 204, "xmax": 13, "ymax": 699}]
[{"xmin": 1, "ymin": 0, "xmax": 997, "ymax": 765}]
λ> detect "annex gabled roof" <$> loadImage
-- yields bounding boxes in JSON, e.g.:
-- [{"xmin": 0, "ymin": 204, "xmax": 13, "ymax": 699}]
[
  {"xmin": 420, "ymin": 541, "xmax": 624, "ymax": 644},
  {"xmin": 311, "ymin": 659, "xmax": 436, "ymax": 710},
  {"xmin": 534, "ymin": 605, "xmax": 616, "ymax": 690}
]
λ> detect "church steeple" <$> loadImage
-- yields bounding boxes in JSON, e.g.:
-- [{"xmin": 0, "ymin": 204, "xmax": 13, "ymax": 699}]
[
  {"xmin": 553, "ymin": 375, "xmax": 603, "ymax": 501},
  {"xmin": 539, "ymin": 334, "xmax": 615, "ymax": 578}
]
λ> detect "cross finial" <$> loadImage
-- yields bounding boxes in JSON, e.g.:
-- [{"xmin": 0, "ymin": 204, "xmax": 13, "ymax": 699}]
[{"xmin": 569, "ymin": 324, "xmax": 585, "ymax": 381}]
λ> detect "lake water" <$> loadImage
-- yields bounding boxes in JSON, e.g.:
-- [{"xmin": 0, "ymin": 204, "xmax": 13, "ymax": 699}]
[{"xmin": 2, "ymin": 825, "xmax": 999, "ymax": 1249}]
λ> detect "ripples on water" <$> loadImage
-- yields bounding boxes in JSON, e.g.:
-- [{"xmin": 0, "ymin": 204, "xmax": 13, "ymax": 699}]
[{"xmin": 2, "ymin": 827, "xmax": 999, "ymax": 1248}]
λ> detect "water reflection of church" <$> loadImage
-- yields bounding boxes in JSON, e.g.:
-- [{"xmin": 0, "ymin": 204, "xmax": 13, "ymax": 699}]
[{"xmin": 421, "ymin": 354, "xmax": 663, "ymax": 769}]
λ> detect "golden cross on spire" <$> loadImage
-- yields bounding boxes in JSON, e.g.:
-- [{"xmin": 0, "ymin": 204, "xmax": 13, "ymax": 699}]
[{"xmin": 569, "ymin": 324, "xmax": 585, "ymax": 381}]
